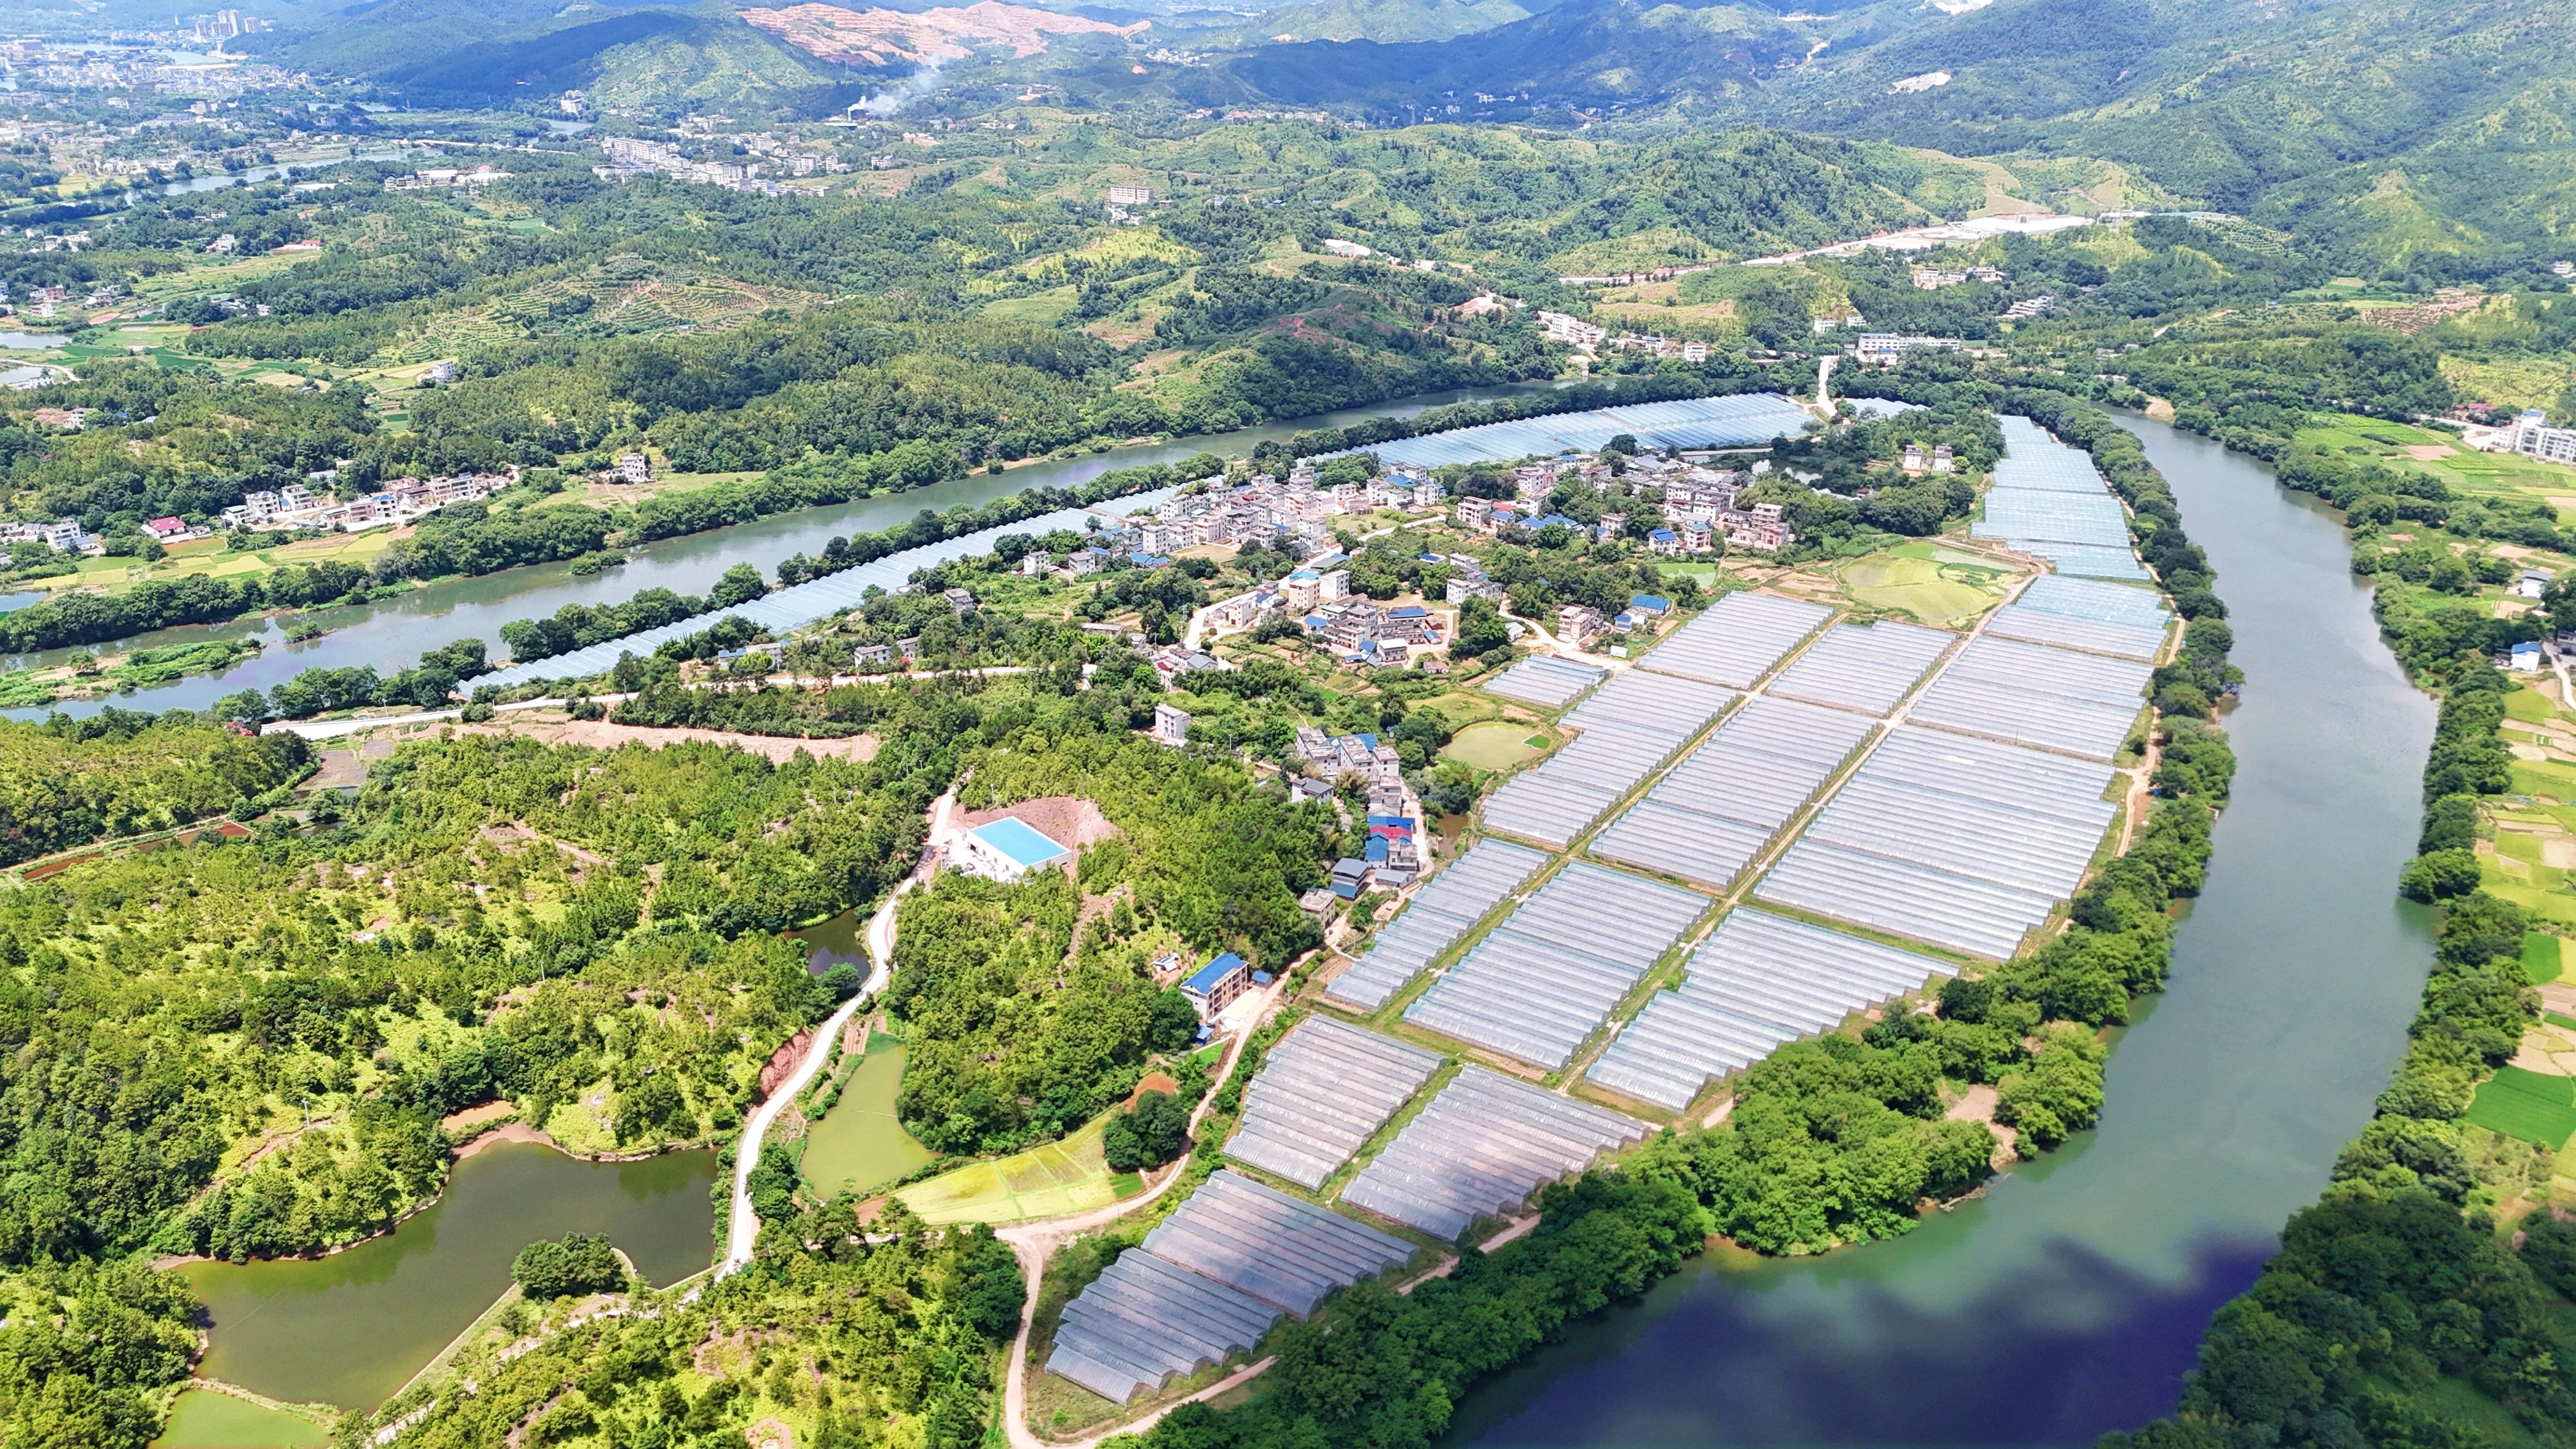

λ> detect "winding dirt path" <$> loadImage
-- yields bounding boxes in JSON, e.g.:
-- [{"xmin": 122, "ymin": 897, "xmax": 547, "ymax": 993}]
[{"xmin": 719, "ymin": 993, "xmax": 864, "ymax": 1276}]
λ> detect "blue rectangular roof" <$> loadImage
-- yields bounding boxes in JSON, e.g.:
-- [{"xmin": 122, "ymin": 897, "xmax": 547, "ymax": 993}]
[
  {"xmin": 969, "ymin": 816, "xmax": 1071, "ymax": 870},
  {"xmin": 1184, "ymin": 952, "xmax": 1246, "ymax": 992}
]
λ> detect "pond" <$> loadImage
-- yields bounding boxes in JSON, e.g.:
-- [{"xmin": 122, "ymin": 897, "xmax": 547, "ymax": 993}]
[
  {"xmin": 1443, "ymin": 416, "xmax": 2442, "ymax": 1445},
  {"xmin": 0, "ymin": 332, "xmax": 70, "ymax": 350},
  {"xmin": 184, "ymin": 1141, "xmax": 717, "ymax": 1410},
  {"xmin": 797, "ymin": 1040, "xmax": 937, "ymax": 1200},
  {"xmin": 792, "ymin": 907, "xmax": 867, "ymax": 978},
  {"xmin": 150, "ymin": 1390, "xmax": 328, "ymax": 1449}
]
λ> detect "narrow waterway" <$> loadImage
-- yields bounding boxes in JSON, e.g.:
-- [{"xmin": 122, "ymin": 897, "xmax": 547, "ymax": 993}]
[
  {"xmin": 5, "ymin": 384, "xmax": 1565, "ymax": 722},
  {"xmin": 1446, "ymin": 417, "xmax": 2437, "ymax": 1445}
]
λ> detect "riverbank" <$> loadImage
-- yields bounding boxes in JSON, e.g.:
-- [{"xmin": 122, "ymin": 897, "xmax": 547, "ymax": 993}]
[
  {"xmin": 1438, "ymin": 414, "xmax": 2438, "ymax": 1447},
  {"xmin": 3, "ymin": 381, "xmax": 1583, "ymax": 723}
]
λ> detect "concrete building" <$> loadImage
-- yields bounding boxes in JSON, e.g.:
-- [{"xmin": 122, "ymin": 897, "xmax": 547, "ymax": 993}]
[
  {"xmin": 1181, "ymin": 951, "xmax": 1254, "ymax": 1021},
  {"xmin": 2513, "ymin": 410, "xmax": 2576, "ymax": 466},
  {"xmin": 954, "ymin": 818, "xmax": 1072, "ymax": 884},
  {"xmin": 1152, "ymin": 703, "xmax": 1192, "ymax": 746}
]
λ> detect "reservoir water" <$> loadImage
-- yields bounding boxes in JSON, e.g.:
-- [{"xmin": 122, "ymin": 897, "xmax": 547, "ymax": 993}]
[
  {"xmin": 5, "ymin": 383, "xmax": 1564, "ymax": 722},
  {"xmin": 1446, "ymin": 417, "xmax": 2439, "ymax": 1445},
  {"xmin": 185, "ymin": 1142, "xmax": 717, "ymax": 1410}
]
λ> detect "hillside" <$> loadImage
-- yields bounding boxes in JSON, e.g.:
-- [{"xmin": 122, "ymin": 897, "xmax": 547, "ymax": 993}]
[
  {"xmin": 245, "ymin": 0, "xmax": 856, "ymax": 114},
  {"xmin": 1210, "ymin": 0, "xmax": 2576, "ymax": 268}
]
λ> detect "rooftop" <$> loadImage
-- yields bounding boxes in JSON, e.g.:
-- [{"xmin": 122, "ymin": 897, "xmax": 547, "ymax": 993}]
[
  {"xmin": 967, "ymin": 816, "xmax": 1072, "ymax": 870},
  {"xmin": 1184, "ymin": 951, "xmax": 1246, "ymax": 993}
]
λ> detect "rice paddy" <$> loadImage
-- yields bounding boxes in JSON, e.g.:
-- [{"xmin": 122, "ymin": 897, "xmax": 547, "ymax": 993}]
[
  {"xmin": 1838, "ymin": 542, "xmax": 2016, "ymax": 629},
  {"xmin": 895, "ymin": 1114, "xmax": 1140, "ymax": 1224},
  {"xmin": 2467, "ymin": 1064, "xmax": 2576, "ymax": 1149}
]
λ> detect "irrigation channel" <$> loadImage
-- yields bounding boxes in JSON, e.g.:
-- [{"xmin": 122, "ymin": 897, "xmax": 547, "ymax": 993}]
[
  {"xmin": 1445, "ymin": 417, "xmax": 2440, "ymax": 1446},
  {"xmin": 1, "ymin": 383, "xmax": 1570, "ymax": 723}
]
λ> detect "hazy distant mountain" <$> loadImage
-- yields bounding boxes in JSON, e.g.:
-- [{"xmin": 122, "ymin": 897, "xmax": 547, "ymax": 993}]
[{"xmin": 1216, "ymin": 0, "xmax": 2576, "ymax": 263}]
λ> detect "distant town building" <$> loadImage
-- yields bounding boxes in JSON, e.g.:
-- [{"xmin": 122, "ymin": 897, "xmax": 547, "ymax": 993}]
[
  {"xmin": 1854, "ymin": 334, "xmax": 1966, "ymax": 365},
  {"xmin": 2514, "ymin": 410, "xmax": 2576, "ymax": 466}
]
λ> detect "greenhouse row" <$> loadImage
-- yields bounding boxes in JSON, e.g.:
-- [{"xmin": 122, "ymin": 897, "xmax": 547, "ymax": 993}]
[
  {"xmin": 1975, "ymin": 417, "xmax": 2149, "ymax": 582},
  {"xmin": 1404, "ymin": 861, "xmax": 1709, "ymax": 1069},
  {"xmin": 1756, "ymin": 724, "xmax": 2120, "ymax": 959},
  {"xmin": 1322, "ymin": 838, "xmax": 1549, "ymax": 1012},
  {"xmin": 1223, "ymin": 1017, "xmax": 1445, "ymax": 1190},
  {"xmin": 1982, "ymin": 602, "xmax": 2172, "ymax": 662},
  {"xmin": 1636, "ymin": 590, "xmax": 1836, "ymax": 689},
  {"xmin": 1483, "ymin": 654, "xmax": 1608, "ymax": 709},
  {"xmin": 1046, "ymin": 1170, "xmax": 1413, "ymax": 1404},
  {"xmin": 1588, "ymin": 697, "xmax": 1878, "ymax": 891},
  {"xmin": 1480, "ymin": 673, "xmax": 1737, "ymax": 849},
  {"xmin": 1586, "ymin": 909, "xmax": 1955, "ymax": 1110},
  {"xmin": 1340, "ymin": 1066, "xmax": 1653, "ymax": 1239},
  {"xmin": 1767, "ymin": 618, "xmax": 1959, "ymax": 716},
  {"xmin": 1975, "ymin": 489, "xmax": 2134, "ymax": 551},
  {"xmin": 1910, "ymin": 634, "xmax": 2155, "ymax": 761}
]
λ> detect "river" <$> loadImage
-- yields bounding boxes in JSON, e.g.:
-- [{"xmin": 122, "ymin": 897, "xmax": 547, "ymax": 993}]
[
  {"xmin": 4, "ymin": 383, "xmax": 1565, "ymax": 723},
  {"xmin": 184, "ymin": 1141, "xmax": 717, "ymax": 1410},
  {"xmin": 1445, "ymin": 417, "xmax": 2438, "ymax": 1446}
]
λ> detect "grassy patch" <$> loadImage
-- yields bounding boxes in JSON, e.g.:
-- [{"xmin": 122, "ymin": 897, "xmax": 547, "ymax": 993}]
[
  {"xmin": 1837, "ymin": 542, "xmax": 2015, "ymax": 628},
  {"xmin": 2529, "ymin": 933, "xmax": 2567, "ymax": 986},
  {"xmin": 150, "ymin": 1391, "xmax": 329, "ymax": 1449},
  {"xmin": 799, "ymin": 1043, "xmax": 935, "ymax": 1200},
  {"xmin": 2508, "ymin": 684, "xmax": 2562, "ymax": 724},
  {"xmin": 896, "ymin": 1114, "xmax": 1140, "ymax": 1224},
  {"xmin": 2467, "ymin": 1066, "xmax": 2576, "ymax": 1149},
  {"xmin": 1442, "ymin": 720, "xmax": 1551, "ymax": 771}
]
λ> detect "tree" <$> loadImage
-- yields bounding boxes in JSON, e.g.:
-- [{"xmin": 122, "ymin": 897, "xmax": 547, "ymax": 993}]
[
  {"xmin": 1454, "ymin": 595, "xmax": 1510, "ymax": 659},
  {"xmin": 2398, "ymin": 848, "xmax": 2481, "ymax": 902},
  {"xmin": 1102, "ymin": 1090, "xmax": 1191, "ymax": 1172},
  {"xmin": 512, "ymin": 1231, "xmax": 628, "ymax": 1300},
  {"xmin": 712, "ymin": 562, "xmax": 769, "ymax": 609}
]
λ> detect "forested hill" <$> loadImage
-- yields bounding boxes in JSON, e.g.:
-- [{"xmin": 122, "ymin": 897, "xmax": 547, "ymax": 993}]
[
  {"xmin": 238, "ymin": 0, "xmax": 859, "ymax": 116},
  {"xmin": 1213, "ymin": 0, "xmax": 2576, "ymax": 269}
]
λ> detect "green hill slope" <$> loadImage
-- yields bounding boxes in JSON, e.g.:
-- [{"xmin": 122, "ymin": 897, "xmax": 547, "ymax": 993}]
[
  {"xmin": 1218, "ymin": 0, "xmax": 2576, "ymax": 268},
  {"xmin": 249, "ymin": 0, "xmax": 853, "ymax": 115}
]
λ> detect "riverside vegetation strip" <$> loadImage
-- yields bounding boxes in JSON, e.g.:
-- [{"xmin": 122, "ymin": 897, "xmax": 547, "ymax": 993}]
[{"xmin": 1977, "ymin": 313, "xmax": 2576, "ymax": 1446}]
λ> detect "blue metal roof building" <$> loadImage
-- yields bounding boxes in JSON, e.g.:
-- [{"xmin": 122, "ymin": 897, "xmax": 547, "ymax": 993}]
[{"xmin": 960, "ymin": 817, "xmax": 1071, "ymax": 881}]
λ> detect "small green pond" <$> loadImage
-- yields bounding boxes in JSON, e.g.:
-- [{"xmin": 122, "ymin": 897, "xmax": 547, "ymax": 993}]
[
  {"xmin": 151, "ymin": 1391, "xmax": 328, "ymax": 1449},
  {"xmin": 799, "ymin": 1040, "xmax": 935, "ymax": 1199}
]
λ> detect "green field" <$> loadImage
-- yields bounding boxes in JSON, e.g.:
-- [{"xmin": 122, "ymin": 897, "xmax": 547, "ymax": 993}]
[
  {"xmin": 1839, "ymin": 542, "xmax": 2016, "ymax": 629},
  {"xmin": 150, "ymin": 1391, "xmax": 328, "ymax": 1449},
  {"xmin": 2507, "ymin": 683, "xmax": 2561, "ymax": 724},
  {"xmin": 799, "ymin": 1041, "xmax": 935, "ymax": 1200},
  {"xmin": 2466, "ymin": 1065, "xmax": 2576, "ymax": 1148},
  {"xmin": 1443, "ymin": 720, "xmax": 1552, "ymax": 770},
  {"xmin": 2528, "ymin": 933, "xmax": 2568, "ymax": 986},
  {"xmin": 2298, "ymin": 413, "xmax": 2576, "ymax": 521},
  {"xmin": 896, "ymin": 1113, "xmax": 1140, "ymax": 1224}
]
